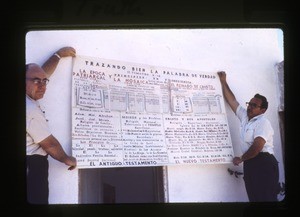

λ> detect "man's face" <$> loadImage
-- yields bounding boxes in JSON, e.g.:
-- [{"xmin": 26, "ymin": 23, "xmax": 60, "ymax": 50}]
[
  {"xmin": 246, "ymin": 97, "xmax": 266, "ymax": 120},
  {"xmin": 26, "ymin": 65, "xmax": 48, "ymax": 100}
]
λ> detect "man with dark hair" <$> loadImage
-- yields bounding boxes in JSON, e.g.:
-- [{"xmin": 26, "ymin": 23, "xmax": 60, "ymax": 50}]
[
  {"xmin": 217, "ymin": 71, "xmax": 279, "ymax": 202},
  {"xmin": 254, "ymin": 93, "xmax": 268, "ymax": 109}
]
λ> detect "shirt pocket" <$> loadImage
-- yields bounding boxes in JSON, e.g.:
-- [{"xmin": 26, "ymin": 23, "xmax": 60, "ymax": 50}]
[{"xmin": 244, "ymin": 129, "xmax": 254, "ymax": 143}]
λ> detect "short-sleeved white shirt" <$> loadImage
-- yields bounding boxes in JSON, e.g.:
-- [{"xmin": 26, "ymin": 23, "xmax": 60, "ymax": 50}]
[
  {"xmin": 26, "ymin": 95, "xmax": 51, "ymax": 156},
  {"xmin": 236, "ymin": 105, "xmax": 274, "ymax": 154}
]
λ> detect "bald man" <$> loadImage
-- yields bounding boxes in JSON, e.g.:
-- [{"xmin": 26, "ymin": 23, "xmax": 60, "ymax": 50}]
[{"xmin": 26, "ymin": 47, "xmax": 77, "ymax": 204}]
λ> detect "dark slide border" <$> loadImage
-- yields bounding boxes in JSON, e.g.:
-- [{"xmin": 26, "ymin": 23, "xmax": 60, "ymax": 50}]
[{"xmin": 4, "ymin": 0, "xmax": 298, "ymax": 216}]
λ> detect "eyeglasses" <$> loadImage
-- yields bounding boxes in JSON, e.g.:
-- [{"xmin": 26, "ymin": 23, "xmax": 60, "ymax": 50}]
[
  {"xmin": 26, "ymin": 78, "xmax": 49, "ymax": 85},
  {"xmin": 246, "ymin": 102, "xmax": 261, "ymax": 108}
]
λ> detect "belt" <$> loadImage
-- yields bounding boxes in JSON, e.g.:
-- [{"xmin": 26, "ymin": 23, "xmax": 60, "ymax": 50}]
[
  {"xmin": 259, "ymin": 152, "xmax": 272, "ymax": 156},
  {"xmin": 27, "ymin": 154, "xmax": 48, "ymax": 158}
]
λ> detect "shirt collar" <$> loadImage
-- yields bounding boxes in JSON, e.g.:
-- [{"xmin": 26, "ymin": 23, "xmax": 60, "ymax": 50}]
[
  {"xmin": 249, "ymin": 113, "xmax": 264, "ymax": 122},
  {"xmin": 26, "ymin": 94, "xmax": 40, "ymax": 106}
]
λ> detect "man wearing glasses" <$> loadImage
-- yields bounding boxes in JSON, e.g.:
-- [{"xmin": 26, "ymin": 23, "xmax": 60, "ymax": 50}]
[
  {"xmin": 26, "ymin": 47, "xmax": 77, "ymax": 204},
  {"xmin": 217, "ymin": 71, "xmax": 279, "ymax": 202}
]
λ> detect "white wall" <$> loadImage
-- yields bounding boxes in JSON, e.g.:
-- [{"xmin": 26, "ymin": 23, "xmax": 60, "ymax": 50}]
[{"xmin": 26, "ymin": 28, "xmax": 284, "ymax": 203}]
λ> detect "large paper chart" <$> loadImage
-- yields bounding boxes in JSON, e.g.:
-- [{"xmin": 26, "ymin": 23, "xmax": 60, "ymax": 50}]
[{"xmin": 72, "ymin": 56, "xmax": 234, "ymax": 168}]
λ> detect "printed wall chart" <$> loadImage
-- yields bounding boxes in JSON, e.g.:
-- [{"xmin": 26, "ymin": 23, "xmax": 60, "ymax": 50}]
[{"xmin": 71, "ymin": 56, "xmax": 234, "ymax": 168}]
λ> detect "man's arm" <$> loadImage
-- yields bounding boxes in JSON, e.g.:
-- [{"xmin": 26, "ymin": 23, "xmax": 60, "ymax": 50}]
[
  {"xmin": 39, "ymin": 135, "xmax": 77, "ymax": 170},
  {"xmin": 233, "ymin": 137, "xmax": 265, "ymax": 165},
  {"xmin": 42, "ymin": 47, "xmax": 76, "ymax": 78},
  {"xmin": 217, "ymin": 71, "xmax": 239, "ymax": 113}
]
